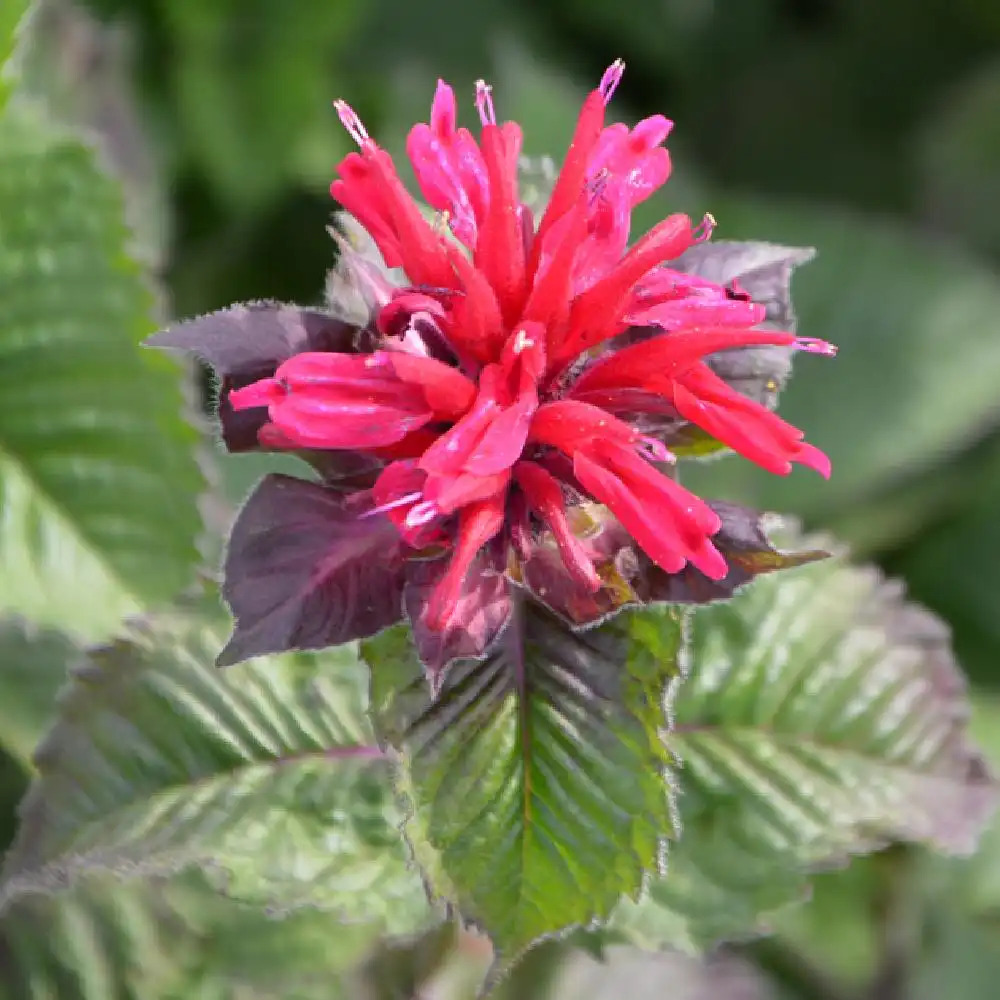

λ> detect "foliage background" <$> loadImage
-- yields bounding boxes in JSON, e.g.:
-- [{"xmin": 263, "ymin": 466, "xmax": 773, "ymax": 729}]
[{"xmin": 3, "ymin": 0, "xmax": 1000, "ymax": 996}]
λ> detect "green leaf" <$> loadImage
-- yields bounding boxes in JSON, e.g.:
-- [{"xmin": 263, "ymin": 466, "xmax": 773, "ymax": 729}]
[
  {"xmin": 365, "ymin": 599, "xmax": 684, "ymax": 961},
  {"xmin": 612, "ymin": 544, "xmax": 997, "ymax": 951},
  {"xmin": 0, "ymin": 617, "xmax": 77, "ymax": 768},
  {"xmin": 0, "ymin": 0, "xmax": 30, "ymax": 106},
  {"xmin": 0, "ymin": 604, "xmax": 431, "ymax": 936},
  {"xmin": 673, "ymin": 199, "xmax": 1000, "ymax": 519},
  {"xmin": 0, "ymin": 880, "xmax": 184, "ymax": 1000},
  {"xmin": 0, "ymin": 870, "xmax": 404, "ymax": 1000},
  {"xmin": 0, "ymin": 105, "xmax": 205, "ymax": 637}
]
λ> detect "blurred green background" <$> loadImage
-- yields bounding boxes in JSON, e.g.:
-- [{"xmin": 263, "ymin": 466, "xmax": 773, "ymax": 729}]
[{"xmin": 7, "ymin": 0, "xmax": 1000, "ymax": 996}]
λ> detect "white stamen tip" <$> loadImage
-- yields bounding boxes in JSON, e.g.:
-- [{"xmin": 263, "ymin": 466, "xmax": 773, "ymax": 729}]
[
  {"xmin": 334, "ymin": 99, "xmax": 370, "ymax": 147},
  {"xmin": 405, "ymin": 500, "xmax": 440, "ymax": 527},
  {"xmin": 474, "ymin": 79, "xmax": 496, "ymax": 126},
  {"xmin": 599, "ymin": 59, "xmax": 626, "ymax": 104},
  {"xmin": 360, "ymin": 492, "xmax": 423, "ymax": 520},
  {"xmin": 693, "ymin": 213, "xmax": 717, "ymax": 243},
  {"xmin": 513, "ymin": 328, "xmax": 535, "ymax": 355}
]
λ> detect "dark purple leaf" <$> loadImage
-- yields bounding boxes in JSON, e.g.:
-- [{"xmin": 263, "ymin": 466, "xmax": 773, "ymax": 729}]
[
  {"xmin": 218, "ymin": 474, "xmax": 406, "ymax": 665},
  {"xmin": 217, "ymin": 372, "xmax": 274, "ymax": 452},
  {"xmin": 404, "ymin": 543, "xmax": 512, "ymax": 691},
  {"xmin": 146, "ymin": 301, "xmax": 360, "ymax": 378}
]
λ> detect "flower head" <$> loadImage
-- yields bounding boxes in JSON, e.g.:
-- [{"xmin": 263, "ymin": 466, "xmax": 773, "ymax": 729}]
[{"xmin": 152, "ymin": 61, "xmax": 834, "ymax": 682}]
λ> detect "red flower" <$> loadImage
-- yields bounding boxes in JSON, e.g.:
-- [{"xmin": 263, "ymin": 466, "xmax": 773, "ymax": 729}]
[{"xmin": 228, "ymin": 61, "xmax": 834, "ymax": 641}]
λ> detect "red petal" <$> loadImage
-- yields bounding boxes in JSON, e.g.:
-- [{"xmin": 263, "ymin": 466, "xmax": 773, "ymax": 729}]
[
  {"xmin": 419, "ymin": 365, "xmax": 506, "ymax": 475},
  {"xmin": 574, "ymin": 450, "xmax": 686, "ymax": 575},
  {"xmin": 574, "ymin": 448, "xmax": 727, "ymax": 580},
  {"xmin": 373, "ymin": 460, "xmax": 444, "ymax": 548},
  {"xmin": 426, "ymin": 494, "xmax": 506, "ymax": 630},
  {"xmin": 463, "ymin": 379, "xmax": 538, "ymax": 477},
  {"xmin": 370, "ymin": 427, "xmax": 441, "ymax": 461},
  {"xmin": 570, "ymin": 328, "xmax": 798, "ymax": 396},
  {"xmin": 528, "ymin": 399, "xmax": 638, "ymax": 454},
  {"xmin": 514, "ymin": 461, "xmax": 600, "ymax": 592},
  {"xmin": 229, "ymin": 378, "xmax": 285, "ymax": 411},
  {"xmin": 523, "ymin": 194, "xmax": 589, "ymax": 335},
  {"xmin": 446, "ymin": 242, "xmax": 506, "ymax": 362},
  {"xmin": 424, "ymin": 469, "xmax": 511, "ymax": 514},
  {"xmin": 474, "ymin": 122, "xmax": 527, "ymax": 325},
  {"xmin": 269, "ymin": 395, "xmax": 432, "ymax": 450},
  {"xmin": 554, "ymin": 214, "xmax": 695, "ymax": 367},
  {"xmin": 386, "ymin": 352, "xmax": 476, "ymax": 418},
  {"xmin": 363, "ymin": 146, "xmax": 456, "ymax": 289},
  {"xmin": 529, "ymin": 89, "xmax": 607, "ymax": 278},
  {"xmin": 671, "ymin": 364, "xmax": 831, "ymax": 477}
]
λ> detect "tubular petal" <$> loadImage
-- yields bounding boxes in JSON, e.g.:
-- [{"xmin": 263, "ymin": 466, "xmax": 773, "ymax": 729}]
[
  {"xmin": 426, "ymin": 495, "xmax": 506, "ymax": 630},
  {"xmin": 515, "ymin": 461, "xmax": 600, "ymax": 592},
  {"xmin": 570, "ymin": 328, "xmax": 799, "ymax": 396}
]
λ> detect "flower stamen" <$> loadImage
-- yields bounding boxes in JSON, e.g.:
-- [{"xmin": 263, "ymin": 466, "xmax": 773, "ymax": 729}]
[
  {"xmin": 406, "ymin": 500, "xmax": 441, "ymax": 527},
  {"xmin": 360, "ymin": 491, "xmax": 424, "ymax": 519},
  {"xmin": 693, "ymin": 212, "xmax": 717, "ymax": 244},
  {"xmin": 475, "ymin": 80, "xmax": 496, "ymax": 126},
  {"xmin": 333, "ymin": 99, "xmax": 371, "ymax": 148},
  {"xmin": 794, "ymin": 336, "xmax": 839, "ymax": 357},
  {"xmin": 599, "ymin": 59, "xmax": 626, "ymax": 105},
  {"xmin": 637, "ymin": 436, "xmax": 677, "ymax": 464}
]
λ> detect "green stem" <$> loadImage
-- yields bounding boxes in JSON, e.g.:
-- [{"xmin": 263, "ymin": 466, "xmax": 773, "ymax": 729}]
[
  {"xmin": 744, "ymin": 937, "xmax": 853, "ymax": 1000},
  {"xmin": 491, "ymin": 940, "xmax": 569, "ymax": 1000},
  {"xmin": 866, "ymin": 846, "xmax": 921, "ymax": 1000}
]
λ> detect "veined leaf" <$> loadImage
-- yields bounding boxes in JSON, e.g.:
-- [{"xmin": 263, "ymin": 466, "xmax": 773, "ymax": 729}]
[
  {"xmin": 0, "ymin": 607, "xmax": 431, "ymax": 935},
  {"xmin": 612, "ymin": 544, "xmax": 997, "ymax": 950},
  {"xmin": 365, "ymin": 599, "xmax": 684, "ymax": 961},
  {"xmin": 0, "ymin": 870, "xmax": 404, "ymax": 1000},
  {"xmin": 0, "ymin": 617, "xmax": 77, "ymax": 768},
  {"xmin": 0, "ymin": 879, "xmax": 182, "ymax": 1000},
  {"xmin": 0, "ymin": 105, "xmax": 205, "ymax": 638}
]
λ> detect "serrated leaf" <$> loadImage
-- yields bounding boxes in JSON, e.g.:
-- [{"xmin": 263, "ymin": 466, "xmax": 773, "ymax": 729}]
[
  {"xmin": 612, "ymin": 545, "xmax": 997, "ymax": 951},
  {"xmin": 364, "ymin": 600, "xmax": 684, "ymax": 961},
  {"xmin": 0, "ymin": 606, "xmax": 431, "ymax": 935},
  {"xmin": 0, "ymin": 106, "xmax": 205, "ymax": 637}
]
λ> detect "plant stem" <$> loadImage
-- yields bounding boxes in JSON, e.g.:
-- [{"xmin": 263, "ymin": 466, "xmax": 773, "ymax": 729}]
[
  {"xmin": 867, "ymin": 846, "xmax": 920, "ymax": 1000},
  {"xmin": 744, "ymin": 937, "xmax": 854, "ymax": 1000}
]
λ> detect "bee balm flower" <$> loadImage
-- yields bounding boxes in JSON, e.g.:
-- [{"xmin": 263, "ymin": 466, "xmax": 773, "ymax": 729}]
[{"xmin": 151, "ymin": 61, "xmax": 833, "ymax": 683}]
